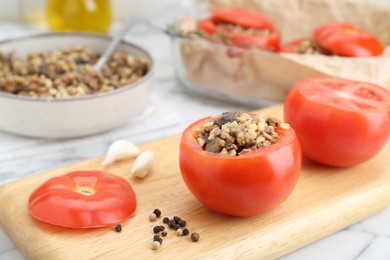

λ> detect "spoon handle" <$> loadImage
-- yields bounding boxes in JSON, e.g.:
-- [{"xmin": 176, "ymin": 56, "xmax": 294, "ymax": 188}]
[{"xmin": 94, "ymin": 20, "xmax": 133, "ymax": 71}]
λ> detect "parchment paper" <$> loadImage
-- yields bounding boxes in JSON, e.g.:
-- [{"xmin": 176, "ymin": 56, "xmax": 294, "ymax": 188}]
[{"xmin": 180, "ymin": 0, "xmax": 390, "ymax": 102}]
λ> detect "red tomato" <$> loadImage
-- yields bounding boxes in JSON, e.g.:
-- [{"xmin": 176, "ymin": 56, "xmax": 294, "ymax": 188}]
[
  {"xmin": 210, "ymin": 7, "xmax": 275, "ymax": 31},
  {"xmin": 179, "ymin": 116, "xmax": 301, "ymax": 217},
  {"xmin": 313, "ymin": 22, "xmax": 384, "ymax": 57},
  {"xmin": 284, "ymin": 78, "xmax": 390, "ymax": 167},
  {"xmin": 29, "ymin": 171, "xmax": 137, "ymax": 228}
]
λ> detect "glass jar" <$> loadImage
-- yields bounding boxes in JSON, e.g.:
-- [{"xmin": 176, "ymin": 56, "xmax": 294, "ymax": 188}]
[{"xmin": 46, "ymin": 0, "xmax": 113, "ymax": 33}]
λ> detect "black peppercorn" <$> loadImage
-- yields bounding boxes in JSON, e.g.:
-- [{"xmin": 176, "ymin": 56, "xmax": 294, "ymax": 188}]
[
  {"xmin": 159, "ymin": 225, "xmax": 165, "ymax": 231},
  {"xmin": 153, "ymin": 226, "xmax": 162, "ymax": 234},
  {"xmin": 153, "ymin": 209, "xmax": 162, "ymax": 217},
  {"xmin": 168, "ymin": 219, "xmax": 176, "ymax": 228},
  {"xmin": 182, "ymin": 228, "xmax": 189, "ymax": 236},
  {"xmin": 153, "ymin": 235, "xmax": 163, "ymax": 244},
  {"xmin": 177, "ymin": 219, "xmax": 186, "ymax": 227},
  {"xmin": 161, "ymin": 231, "xmax": 167, "ymax": 237},
  {"xmin": 115, "ymin": 224, "xmax": 122, "ymax": 232},
  {"xmin": 163, "ymin": 217, "xmax": 169, "ymax": 224},
  {"xmin": 173, "ymin": 216, "xmax": 181, "ymax": 223},
  {"xmin": 191, "ymin": 232, "xmax": 200, "ymax": 242}
]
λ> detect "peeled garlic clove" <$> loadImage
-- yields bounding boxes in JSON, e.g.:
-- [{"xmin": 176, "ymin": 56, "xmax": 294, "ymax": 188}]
[
  {"xmin": 101, "ymin": 139, "xmax": 140, "ymax": 167},
  {"xmin": 131, "ymin": 150, "xmax": 154, "ymax": 178}
]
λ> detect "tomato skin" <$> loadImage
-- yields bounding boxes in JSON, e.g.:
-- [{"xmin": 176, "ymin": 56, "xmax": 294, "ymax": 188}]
[
  {"xmin": 179, "ymin": 117, "xmax": 301, "ymax": 217},
  {"xmin": 28, "ymin": 171, "xmax": 137, "ymax": 228},
  {"xmin": 198, "ymin": 19, "xmax": 217, "ymax": 35},
  {"xmin": 313, "ymin": 22, "xmax": 384, "ymax": 57},
  {"xmin": 284, "ymin": 78, "xmax": 390, "ymax": 167}
]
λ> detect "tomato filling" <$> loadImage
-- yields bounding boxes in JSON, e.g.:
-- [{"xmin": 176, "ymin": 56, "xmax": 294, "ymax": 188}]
[
  {"xmin": 217, "ymin": 23, "xmax": 271, "ymax": 37},
  {"xmin": 194, "ymin": 112, "xmax": 290, "ymax": 156}
]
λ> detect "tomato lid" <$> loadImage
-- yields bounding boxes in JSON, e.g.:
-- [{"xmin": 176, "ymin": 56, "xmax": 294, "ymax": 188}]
[{"xmin": 210, "ymin": 7, "xmax": 275, "ymax": 31}]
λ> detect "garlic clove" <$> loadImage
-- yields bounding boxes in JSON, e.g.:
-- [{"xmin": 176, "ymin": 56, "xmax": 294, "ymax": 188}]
[
  {"xmin": 131, "ymin": 150, "xmax": 154, "ymax": 178},
  {"xmin": 101, "ymin": 139, "xmax": 140, "ymax": 167}
]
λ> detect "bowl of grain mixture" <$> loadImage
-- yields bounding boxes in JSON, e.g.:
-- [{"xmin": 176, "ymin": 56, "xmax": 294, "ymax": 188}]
[{"xmin": 0, "ymin": 33, "xmax": 154, "ymax": 138}]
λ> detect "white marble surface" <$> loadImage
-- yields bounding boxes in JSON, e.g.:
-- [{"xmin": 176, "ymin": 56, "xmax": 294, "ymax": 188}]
[{"xmin": 0, "ymin": 22, "xmax": 390, "ymax": 260}]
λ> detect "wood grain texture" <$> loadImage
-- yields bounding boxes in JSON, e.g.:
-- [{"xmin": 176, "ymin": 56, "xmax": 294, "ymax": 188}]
[{"xmin": 1, "ymin": 105, "xmax": 390, "ymax": 260}]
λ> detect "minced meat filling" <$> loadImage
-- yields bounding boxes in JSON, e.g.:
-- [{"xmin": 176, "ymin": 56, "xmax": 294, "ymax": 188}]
[
  {"xmin": 195, "ymin": 112, "xmax": 290, "ymax": 156},
  {"xmin": 0, "ymin": 46, "xmax": 149, "ymax": 98},
  {"xmin": 217, "ymin": 23, "xmax": 271, "ymax": 37}
]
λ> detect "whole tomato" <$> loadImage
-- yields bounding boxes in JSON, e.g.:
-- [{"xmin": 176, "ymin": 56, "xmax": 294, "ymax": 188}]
[
  {"xmin": 28, "ymin": 171, "xmax": 137, "ymax": 228},
  {"xmin": 284, "ymin": 77, "xmax": 390, "ymax": 167},
  {"xmin": 179, "ymin": 115, "xmax": 301, "ymax": 217}
]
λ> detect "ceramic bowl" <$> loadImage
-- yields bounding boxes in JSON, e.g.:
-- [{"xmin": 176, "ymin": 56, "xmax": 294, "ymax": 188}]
[{"xmin": 0, "ymin": 33, "xmax": 154, "ymax": 139}]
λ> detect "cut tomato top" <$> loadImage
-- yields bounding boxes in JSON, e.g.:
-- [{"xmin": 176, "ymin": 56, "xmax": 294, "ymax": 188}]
[
  {"xmin": 313, "ymin": 22, "xmax": 384, "ymax": 57},
  {"xmin": 210, "ymin": 7, "xmax": 275, "ymax": 31},
  {"xmin": 28, "ymin": 171, "xmax": 137, "ymax": 228},
  {"xmin": 297, "ymin": 78, "xmax": 390, "ymax": 113}
]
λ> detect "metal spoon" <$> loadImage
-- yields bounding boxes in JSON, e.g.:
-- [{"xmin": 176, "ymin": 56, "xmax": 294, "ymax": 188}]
[{"xmin": 93, "ymin": 19, "xmax": 133, "ymax": 71}]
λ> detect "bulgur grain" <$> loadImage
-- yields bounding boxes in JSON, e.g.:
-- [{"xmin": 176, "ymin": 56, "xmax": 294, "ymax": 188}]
[
  {"xmin": 0, "ymin": 46, "xmax": 149, "ymax": 98},
  {"xmin": 196, "ymin": 112, "xmax": 286, "ymax": 155}
]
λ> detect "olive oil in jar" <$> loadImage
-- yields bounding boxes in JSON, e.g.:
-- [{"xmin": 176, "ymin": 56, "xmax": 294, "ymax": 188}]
[{"xmin": 46, "ymin": 0, "xmax": 112, "ymax": 33}]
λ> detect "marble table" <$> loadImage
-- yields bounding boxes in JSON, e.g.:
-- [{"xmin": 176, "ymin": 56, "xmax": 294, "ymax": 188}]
[{"xmin": 0, "ymin": 23, "xmax": 389, "ymax": 260}]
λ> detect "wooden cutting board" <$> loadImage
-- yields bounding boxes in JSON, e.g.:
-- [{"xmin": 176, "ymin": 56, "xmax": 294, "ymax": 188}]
[{"xmin": 1, "ymin": 105, "xmax": 390, "ymax": 260}]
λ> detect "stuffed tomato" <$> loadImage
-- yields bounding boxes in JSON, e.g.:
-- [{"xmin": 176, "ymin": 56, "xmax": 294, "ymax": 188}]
[
  {"xmin": 198, "ymin": 7, "xmax": 280, "ymax": 51},
  {"xmin": 179, "ymin": 112, "xmax": 301, "ymax": 217},
  {"xmin": 284, "ymin": 77, "xmax": 390, "ymax": 167}
]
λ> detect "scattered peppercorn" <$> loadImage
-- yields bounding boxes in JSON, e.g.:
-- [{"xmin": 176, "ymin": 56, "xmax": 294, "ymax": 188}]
[
  {"xmin": 149, "ymin": 213, "xmax": 157, "ymax": 221},
  {"xmin": 115, "ymin": 224, "xmax": 122, "ymax": 232},
  {"xmin": 149, "ymin": 210, "xmax": 200, "ymax": 250},
  {"xmin": 153, "ymin": 235, "xmax": 163, "ymax": 244},
  {"xmin": 168, "ymin": 219, "xmax": 176, "ymax": 229},
  {"xmin": 178, "ymin": 220, "xmax": 187, "ymax": 227},
  {"xmin": 153, "ymin": 209, "xmax": 162, "ymax": 218},
  {"xmin": 182, "ymin": 228, "xmax": 189, "ymax": 236},
  {"xmin": 151, "ymin": 241, "xmax": 160, "ymax": 250},
  {"xmin": 163, "ymin": 217, "xmax": 169, "ymax": 224},
  {"xmin": 153, "ymin": 226, "xmax": 162, "ymax": 234},
  {"xmin": 191, "ymin": 232, "xmax": 200, "ymax": 242}
]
